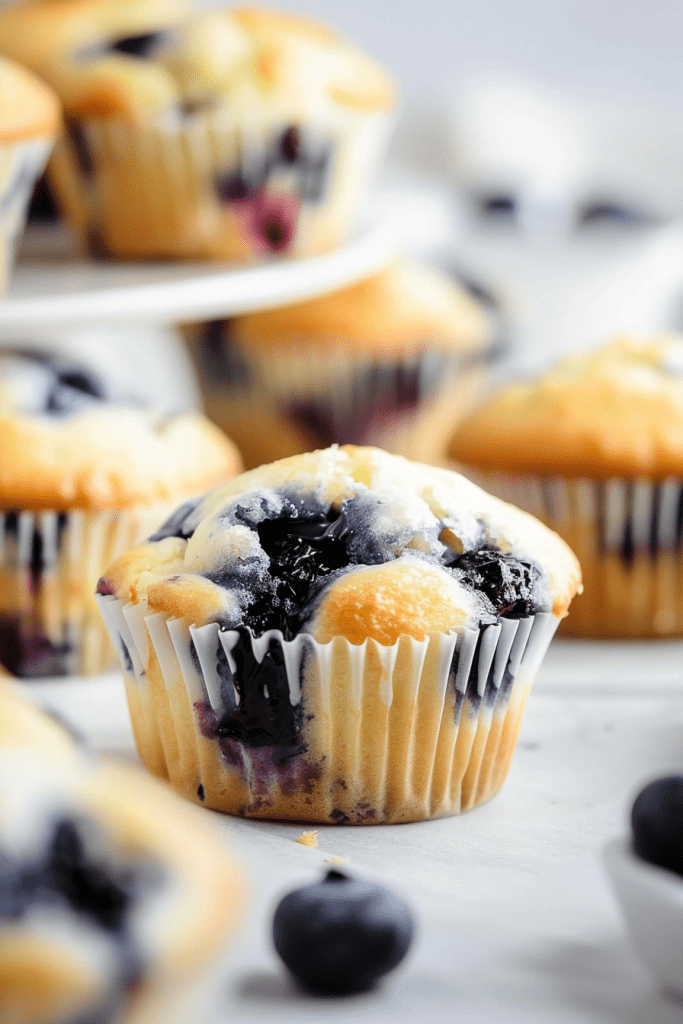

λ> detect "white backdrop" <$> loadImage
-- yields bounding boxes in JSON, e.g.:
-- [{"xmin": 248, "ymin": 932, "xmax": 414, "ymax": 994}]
[{"xmin": 200, "ymin": 0, "xmax": 683, "ymax": 111}]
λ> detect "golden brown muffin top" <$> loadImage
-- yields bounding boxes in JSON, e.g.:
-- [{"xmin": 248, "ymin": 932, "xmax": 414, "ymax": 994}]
[
  {"xmin": 231, "ymin": 259, "xmax": 495, "ymax": 358},
  {"xmin": 99, "ymin": 445, "xmax": 581, "ymax": 642},
  {"xmin": 0, "ymin": 749, "xmax": 244, "ymax": 1024},
  {"xmin": 0, "ymin": 350, "xmax": 242, "ymax": 510},
  {"xmin": 0, "ymin": 54, "xmax": 60, "ymax": 142},
  {"xmin": 0, "ymin": 0, "xmax": 189, "ymax": 117},
  {"xmin": 449, "ymin": 335, "xmax": 683, "ymax": 479},
  {"xmin": 0, "ymin": 1, "xmax": 396, "ymax": 122}
]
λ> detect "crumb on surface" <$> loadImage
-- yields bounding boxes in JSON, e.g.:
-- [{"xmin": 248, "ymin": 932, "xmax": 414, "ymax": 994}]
[
  {"xmin": 323, "ymin": 855, "xmax": 349, "ymax": 864},
  {"xmin": 296, "ymin": 830, "xmax": 319, "ymax": 848}
]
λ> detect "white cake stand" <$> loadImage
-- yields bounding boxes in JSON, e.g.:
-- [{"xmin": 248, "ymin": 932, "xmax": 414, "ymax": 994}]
[{"xmin": 0, "ymin": 193, "xmax": 411, "ymax": 331}]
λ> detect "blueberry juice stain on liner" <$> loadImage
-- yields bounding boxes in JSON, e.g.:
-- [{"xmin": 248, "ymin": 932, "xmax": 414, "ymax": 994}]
[
  {"xmin": 97, "ymin": 589, "xmax": 558, "ymax": 821},
  {"xmin": 64, "ymin": 114, "xmax": 335, "ymax": 258},
  {"xmin": 272, "ymin": 350, "xmax": 471, "ymax": 448},
  {"xmin": 0, "ymin": 510, "xmax": 74, "ymax": 677},
  {"xmin": 96, "ymin": 492, "xmax": 555, "ymax": 818},
  {"xmin": 2, "ymin": 500, "xmax": 175, "ymax": 678}
]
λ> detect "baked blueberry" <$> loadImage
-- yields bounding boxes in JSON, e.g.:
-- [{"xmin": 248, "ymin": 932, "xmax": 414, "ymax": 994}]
[
  {"xmin": 110, "ymin": 31, "xmax": 169, "ymax": 58},
  {"xmin": 448, "ymin": 548, "xmax": 540, "ymax": 618},
  {"xmin": 215, "ymin": 170, "xmax": 260, "ymax": 203},
  {"xmin": 631, "ymin": 776, "xmax": 683, "ymax": 876},
  {"xmin": 272, "ymin": 869, "xmax": 414, "ymax": 995},
  {"xmin": 148, "ymin": 496, "xmax": 203, "ymax": 543}
]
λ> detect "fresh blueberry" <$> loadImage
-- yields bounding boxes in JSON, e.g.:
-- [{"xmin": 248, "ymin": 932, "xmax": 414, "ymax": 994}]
[
  {"xmin": 631, "ymin": 776, "xmax": 683, "ymax": 876},
  {"xmin": 479, "ymin": 194, "xmax": 517, "ymax": 218},
  {"xmin": 579, "ymin": 202, "xmax": 648, "ymax": 226},
  {"xmin": 272, "ymin": 869, "xmax": 414, "ymax": 995}
]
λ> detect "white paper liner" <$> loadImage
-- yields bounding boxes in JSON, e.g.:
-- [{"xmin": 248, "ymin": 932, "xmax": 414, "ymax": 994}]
[
  {"xmin": 0, "ymin": 503, "xmax": 175, "ymax": 678},
  {"xmin": 462, "ymin": 468, "xmax": 683, "ymax": 637},
  {"xmin": 185, "ymin": 324, "xmax": 493, "ymax": 453},
  {"xmin": 98, "ymin": 593, "xmax": 559, "ymax": 823},
  {"xmin": 0, "ymin": 136, "xmax": 53, "ymax": 293},
  {"xmin": 48, "ymin": 107, "xmax": 393, "ymax": 262}
]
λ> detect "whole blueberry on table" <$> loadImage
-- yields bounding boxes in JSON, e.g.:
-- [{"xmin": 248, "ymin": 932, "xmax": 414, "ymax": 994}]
[
  {"xmin": 272, "ymin": 869, "xmax": 414, "ymax": 996},
  {"xmin": 631, "ymin": 775, "xmax": 683, "ymax": 876}
]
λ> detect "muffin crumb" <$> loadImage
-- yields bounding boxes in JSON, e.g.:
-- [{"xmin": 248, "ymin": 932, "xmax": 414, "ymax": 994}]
[{"xmin": 296, "ymin": 830, "xmax": 319, "ymax": 848}]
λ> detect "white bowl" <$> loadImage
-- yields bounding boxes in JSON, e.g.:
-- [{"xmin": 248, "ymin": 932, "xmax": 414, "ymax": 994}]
[{"xmin": 604, "ymin": 836, "xmax": 683, "ymax": 998}]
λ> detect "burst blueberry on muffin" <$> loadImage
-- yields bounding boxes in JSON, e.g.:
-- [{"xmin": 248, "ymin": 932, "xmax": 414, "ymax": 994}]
[
  {"xmin": 448, "ymin": 334, "xmax": 683, "ymax": 637},
  {"xmin": 0, "ymin": 748, "xmax": 243, "ymax": 1024},
  {"xmin": 0, "ymin": 1, "xmax": 396, "ymax": 262},
  {"xmin": 183, "ymin": 259, "xmax": 498, "ymax": 468},
  {"xmin": 0, "ymin": 55, "xmax": 60, "ymax": 294},
  {"xmin": 0, "ymin": 347, "xmax": 242, "ymax": 677},
  {"xmin": 97, "ymin": 445, "xmax": 580, "ymax": 824}
]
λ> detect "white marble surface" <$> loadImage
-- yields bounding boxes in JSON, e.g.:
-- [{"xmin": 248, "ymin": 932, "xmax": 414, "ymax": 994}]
[{"xmin": 25, "ymin": 639, "xmax": 683, "ymax": 1022}]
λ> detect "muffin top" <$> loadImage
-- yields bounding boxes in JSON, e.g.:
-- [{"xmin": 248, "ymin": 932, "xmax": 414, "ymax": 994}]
[
  {"xmin": 0, "ymin": 54, "xmax": 60, "ymax": 143},
  {"xmin": 99, "ymin": 445, "xmax": 581, "ymax": 645},
  {"xmin": 0, "ymin": 679, "xmax": 77, "ymax": 756},
  {"xmin": 0, "ymin": 2, "xmax": 396, "ymax": 123},
  {"xmin": 0, "ymin": 0, "xmax": 189, "ymax": 118},
  {"xmin": 231, "ymin": 259, "xmax": 495, "ymax": 358},
  {"xmin": 0, "ymin": 748, "xmax": 243, "ymax": 1024},
  {"xmin": 448, "ymin": 335, "xmax": 683, "ymax": 479},
  {"xmin": 0, "ymin": 348, "xmax": 242, "ymax": 510}
]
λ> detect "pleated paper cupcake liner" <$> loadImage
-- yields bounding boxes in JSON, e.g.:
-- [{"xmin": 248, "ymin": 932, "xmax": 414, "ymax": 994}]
[
  {"xmin": 0, "ymin": 136, "xmax": 53, "ymax": 294},
  {"xmin": 0, "ymin": 504, "xmax": 175, "ymax": 678},
  {"xmin": 97, "ymin": 593, "xmax": 559, "ymax": 823},
  {"xmin": 47, "ymin": 107, "xmax": 393, "ymax": 262},
  {"xmin": 184, "ymin": 325, "xmax": 494, "ymax": 455},
  {"xmin": 461, "ymin": 469, "xmax": 683, "ymax": 637}
]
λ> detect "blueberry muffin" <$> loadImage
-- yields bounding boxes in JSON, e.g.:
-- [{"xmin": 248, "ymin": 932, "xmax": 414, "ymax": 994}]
[
  {"xmin": 183, "ymin": 259, "xmax": 497, "ymax": 469},
  {"xmin": 0, "ymin": 347, "xmax": 242, "ymax": 677},
  {"xmin": 0, "ymin": 677, "xmax": 78, "ymax": 755},
  {"xmin": 447, "ymin": 334, "xmax": 683, "ymax": 637},
  {"xmin": 0, "ymin": 55, "xmax": 60, "ymax": 294},
  {"xmin": 0, "ymin": 1, "xmax": 396, "ymax": 262},
  {"xmin": 0, "ymin": 748, "xmax": 243, "ymax": 1024},
  {"xmin": 97, "ymin": 445, "xmax": 580, "ymax": 824}
]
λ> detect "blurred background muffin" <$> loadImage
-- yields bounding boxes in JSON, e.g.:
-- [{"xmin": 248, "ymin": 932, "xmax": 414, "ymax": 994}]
[
  {"xmin": 0, "ymin": 746, "xmax": 244, "ymax": 1024},
  {"xmin": 183, "ymin": 257, "xmax": 498, "ymax": 469},
  {"xmin": 0, "ymin": 676, "xmax": 79, "ymax": 754},
  {"xmin": 0, "ymin": 0, "xmax": 396, "ymax": 262},
  {"xmin": 0, "ymin": 55, "xmax": 59, "ymax": 294},
  {"xmin": 447, "ymin": 334, "xmax": 683, "ymax": 638},
  {"xmin": 0, "ymin": 346, "xmax": 242, "ymax": 678}
]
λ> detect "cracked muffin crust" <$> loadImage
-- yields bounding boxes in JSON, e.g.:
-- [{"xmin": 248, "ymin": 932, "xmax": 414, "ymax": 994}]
[{"xmin": 98, "ymin": 446, "xmax": 580, "ymax": 823}]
